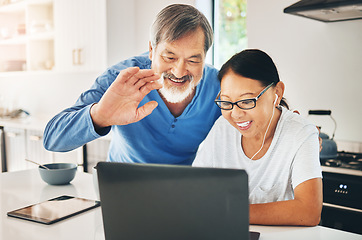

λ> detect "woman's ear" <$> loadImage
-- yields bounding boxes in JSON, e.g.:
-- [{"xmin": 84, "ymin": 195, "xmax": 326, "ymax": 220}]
[{"xmin": 275, "ymin": 81, "xmax": 285, "ymax": 103}]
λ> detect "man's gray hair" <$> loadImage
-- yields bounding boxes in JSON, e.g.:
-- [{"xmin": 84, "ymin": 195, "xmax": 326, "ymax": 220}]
[{"xmin": 150, "ymin": 4, "xmax": 213, "ymax": 53}]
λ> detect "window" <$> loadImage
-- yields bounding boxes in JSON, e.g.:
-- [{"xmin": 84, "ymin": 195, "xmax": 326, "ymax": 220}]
[{"xmin": 214, "ymin": 0, "xmax": 247, "ymax": 68}]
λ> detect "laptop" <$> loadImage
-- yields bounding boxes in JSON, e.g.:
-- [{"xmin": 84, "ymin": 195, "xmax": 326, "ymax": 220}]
[{"xmin": 96, "ymin": 162, "xmax": 260, "ymax": 240}]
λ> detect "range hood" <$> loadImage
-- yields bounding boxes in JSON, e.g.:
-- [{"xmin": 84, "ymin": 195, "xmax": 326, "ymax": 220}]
[{"xmin": 284, "ymin": 0, "xmax": 362, "ymax": 22}]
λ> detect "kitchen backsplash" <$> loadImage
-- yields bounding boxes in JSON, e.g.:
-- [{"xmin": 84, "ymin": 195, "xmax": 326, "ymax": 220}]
[{"xmin": 336, "ymin": 140, "xmax": 362, "ymax": 153}]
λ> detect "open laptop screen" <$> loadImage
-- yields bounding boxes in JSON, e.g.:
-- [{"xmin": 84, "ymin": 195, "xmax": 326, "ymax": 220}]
[{"xmin": 97, "ymin": 162, "xmax": 251, "ymax": 240}]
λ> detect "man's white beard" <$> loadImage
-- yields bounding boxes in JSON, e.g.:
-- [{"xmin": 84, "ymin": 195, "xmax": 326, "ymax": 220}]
[{"xmin": 158, "ymin": 73, "xmax": 196, "ymax": 103}]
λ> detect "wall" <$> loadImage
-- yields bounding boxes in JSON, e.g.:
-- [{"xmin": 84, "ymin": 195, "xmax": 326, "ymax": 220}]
[
  {"xmin": 0, "ymin": 71, "xmax": 102, "ymax": 120},
  {"xmin": 106, "ymin": 0, "xmax": 136, "ymax": 66},
  {"xmin": 0, "ymin": 0, "xmax": 196, "ymax": 120},
  {"xmin": 1, "ymin": 0, "xmax": 361, "ymax": 143},
  {"xmin": 247, "ymin": 0, "xmax": 362, "ymax": 142},
  {"xmin": 107, "ymin": 0, "xmax": 196, "ymax": 64}
]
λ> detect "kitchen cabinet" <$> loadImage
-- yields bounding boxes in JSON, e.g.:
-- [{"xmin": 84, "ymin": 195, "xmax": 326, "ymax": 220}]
[
  {"xmin": 0, "ymin": 0, "xmax": 106, "ymax": 74},
  {"xmin": 3, "ymin": 126, "xmax": 82, "ymax": 172},
  {"xmin": 85, "ymin": 137, "xmax": 110, "ymax": 172},
  {"xmin": 0, "ymin": 126, "xmax": 5, "ymax": 172},
  {"xmin": 25, "ymin": 129, "xmax": 52, "ymax": 165},
  {"xmin": 3, "ymin": 127, "xmax": 27, "ymax": 171},
  {"xmin": 53, "ymin": 0, "xmax": 106, "ymax": 72},
  {"xmin": 0, "ymin": 0, "xmax": 54, "ymax": 73}
]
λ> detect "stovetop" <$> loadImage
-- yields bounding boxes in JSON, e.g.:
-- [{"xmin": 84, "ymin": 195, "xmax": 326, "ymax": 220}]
[{"xmin": 321, "ymin": 151, "xmax": 362, "ymax": 176}]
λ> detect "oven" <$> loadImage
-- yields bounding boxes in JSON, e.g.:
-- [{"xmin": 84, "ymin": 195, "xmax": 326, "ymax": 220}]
[{"xmin": 320, "ymin": 151, "xmax": 362, "ymax": 234}]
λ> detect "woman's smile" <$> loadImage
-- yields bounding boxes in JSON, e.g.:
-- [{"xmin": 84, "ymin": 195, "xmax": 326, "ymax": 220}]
[{"xmin": 236, "ymin": 120, "xmax": 252, "ymax": 131}]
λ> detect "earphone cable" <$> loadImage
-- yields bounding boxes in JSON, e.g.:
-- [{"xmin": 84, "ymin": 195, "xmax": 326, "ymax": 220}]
[{"xmin": 250, "ymin": 104, "xmax": 276, "ymax": 160}]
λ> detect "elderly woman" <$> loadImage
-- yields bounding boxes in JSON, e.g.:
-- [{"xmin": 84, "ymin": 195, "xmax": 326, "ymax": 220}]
[{"xmin": 193, "ymin": 49, "xmax": 322, "ymax": 226}]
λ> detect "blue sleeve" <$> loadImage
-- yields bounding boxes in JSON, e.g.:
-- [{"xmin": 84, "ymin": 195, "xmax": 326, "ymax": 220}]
[
  {"xmin": 43, "ymin": 55, "xmax": 150, "ymax": 152},
  {"xmin": 42, "ymin": 70, "xmax": 115, "ymax": 151},
  {"xmin": 43, "ymin": 104, "xmax": 109, "ymax": 152}
]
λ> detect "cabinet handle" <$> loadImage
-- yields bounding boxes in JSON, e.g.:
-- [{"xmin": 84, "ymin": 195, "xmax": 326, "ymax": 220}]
[
  {"xmin": 72, "ymin": 49, "xmax": 83, "ymax": 65},
  {"xmin": 72, "ymin": 49, "xmax": 77, "ymax": 65},
  {"xmin": 29, "ymin": 135, "xmax": 42, "ymax": 141},
  {"xmin": 77, "ymin": 48, "xmax": 82, "ymax": 65},
  {"xmin": 6, "ymin": 132, "xmax": 18, "ymax": 138}
]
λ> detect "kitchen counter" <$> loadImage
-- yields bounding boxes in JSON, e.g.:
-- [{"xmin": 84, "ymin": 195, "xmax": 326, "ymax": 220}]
[
  {"xmin": 0, "ymin": 168, "xmax": 103, "ymax": 240},
  {"xmin": 1, "ymin": 169, "xmax": 361, "ymax": 240},
  {"xmin": 0, "ymin": 115, "xmax": 51, "ymax": 131},
  {"xmin": 0, "ymin": 115, "xmax": 113, "ymax": 141},
  {"xmin": 322, "ymin": 165, "xmax": 362, "ymax": 177}
]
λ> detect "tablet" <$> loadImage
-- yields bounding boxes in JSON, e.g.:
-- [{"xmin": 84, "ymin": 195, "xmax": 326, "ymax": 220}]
[{"xmin": 7, "ymin": 195, "xmax": 100, "ymax": 225}]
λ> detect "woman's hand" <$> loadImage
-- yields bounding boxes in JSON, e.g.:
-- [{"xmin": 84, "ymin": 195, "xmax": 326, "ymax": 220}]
[{"xmin": 249, "ymin": 178, "xmax": 323, "ymax": 226}]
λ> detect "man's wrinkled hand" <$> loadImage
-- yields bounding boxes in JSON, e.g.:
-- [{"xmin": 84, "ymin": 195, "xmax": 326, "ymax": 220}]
[{"xmin": 90, "ymin": 67, "xmax": 162, "ymax": 129}]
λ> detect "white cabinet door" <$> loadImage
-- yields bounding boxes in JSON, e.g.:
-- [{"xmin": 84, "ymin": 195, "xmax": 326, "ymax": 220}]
[
  {"xmin": 0, "ymin": 127, "xmax": 5, "ymax": 172},
  {"xmin": 4, "ymin": 127, "xmax": 83, "ymax": 172},
  {"xmin": 86, "ymin": 137, "xmax": 110, "ymax": 172},
  {"xmin": 53, "ymin": 0, "xmax": 106, "ymax": 72},
  {"xmin": 26, "ymin": 129, "xmax": 83, "ymax": 169},
  {"xmin": 4, "ymin": 127, "xmax": 27, "ymax": 172},
  {"xmin": 26, "ymin": 129, "xmax": 53, "ymax": 166}
]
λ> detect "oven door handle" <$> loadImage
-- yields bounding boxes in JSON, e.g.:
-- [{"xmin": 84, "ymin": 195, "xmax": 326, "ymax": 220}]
[{"xmin": 323, "ymin": 202, "xmax": 362, "ymax": 213}]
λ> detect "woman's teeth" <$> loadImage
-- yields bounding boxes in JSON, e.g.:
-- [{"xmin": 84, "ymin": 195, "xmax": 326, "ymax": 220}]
[
  {"xmin": 236, "ymin": 121, "xmax": 252, "ymax": 131},
  {"xmin": 237, "ymin": 121, "xmax": 251, "ymax": 128}
]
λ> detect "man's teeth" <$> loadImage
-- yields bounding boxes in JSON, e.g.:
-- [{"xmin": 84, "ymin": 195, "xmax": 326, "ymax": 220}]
[
  {"xmin": 237, "ymin": 121, "xmax": 251, "ymax": 127},
  {"xmin": 169, "ymin": 78, "xmax": 185, "ymax": 83}
]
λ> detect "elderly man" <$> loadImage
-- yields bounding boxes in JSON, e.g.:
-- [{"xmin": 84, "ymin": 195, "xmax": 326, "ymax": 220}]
[{"xmin": 43, "ymin": 4, "xmax": 221, "ymax": 165}]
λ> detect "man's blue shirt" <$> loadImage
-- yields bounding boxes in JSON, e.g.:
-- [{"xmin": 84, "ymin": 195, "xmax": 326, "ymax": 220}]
[{"xmin": 43, "ymin": 53, "xmax": 221, "ymax": 165}]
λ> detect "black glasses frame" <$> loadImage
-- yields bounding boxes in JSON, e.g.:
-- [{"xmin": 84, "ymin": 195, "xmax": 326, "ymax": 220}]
[{"xmin": 214, "ymin": 82, "xmax": 275, "ymax": 110}]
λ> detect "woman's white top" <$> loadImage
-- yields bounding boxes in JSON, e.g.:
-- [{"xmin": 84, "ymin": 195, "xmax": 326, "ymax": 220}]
[{"xmin": 193, "ymin": 107, "xmax": 322, "ymax": 204}]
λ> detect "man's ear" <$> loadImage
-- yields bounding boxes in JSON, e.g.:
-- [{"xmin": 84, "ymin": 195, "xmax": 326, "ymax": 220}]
[{"xmin": 149, "ymin": 41, "xmax": 153, "ymax": 60}]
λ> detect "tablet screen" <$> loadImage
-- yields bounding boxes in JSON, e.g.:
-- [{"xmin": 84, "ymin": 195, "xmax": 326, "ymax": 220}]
[{"xmin": 7, "ymin": 195, "xmax": 100, "ymax": 225}]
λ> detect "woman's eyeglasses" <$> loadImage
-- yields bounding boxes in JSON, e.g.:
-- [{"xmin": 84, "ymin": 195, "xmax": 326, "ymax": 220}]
[{"xmin": 214, "ymin": 82, "xmax": 274, "ymax": 110}]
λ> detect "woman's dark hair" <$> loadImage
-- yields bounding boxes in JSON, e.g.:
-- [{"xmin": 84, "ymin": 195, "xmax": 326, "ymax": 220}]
[{"xmin": 218, "ymin": 49, "xmax": 289, "ymax": 109}]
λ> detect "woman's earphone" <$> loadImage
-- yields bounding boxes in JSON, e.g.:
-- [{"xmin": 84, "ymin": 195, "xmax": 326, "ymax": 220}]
[{"xmin": 251, "ymin": 94, "xmax": 278, "ymax": 160}]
